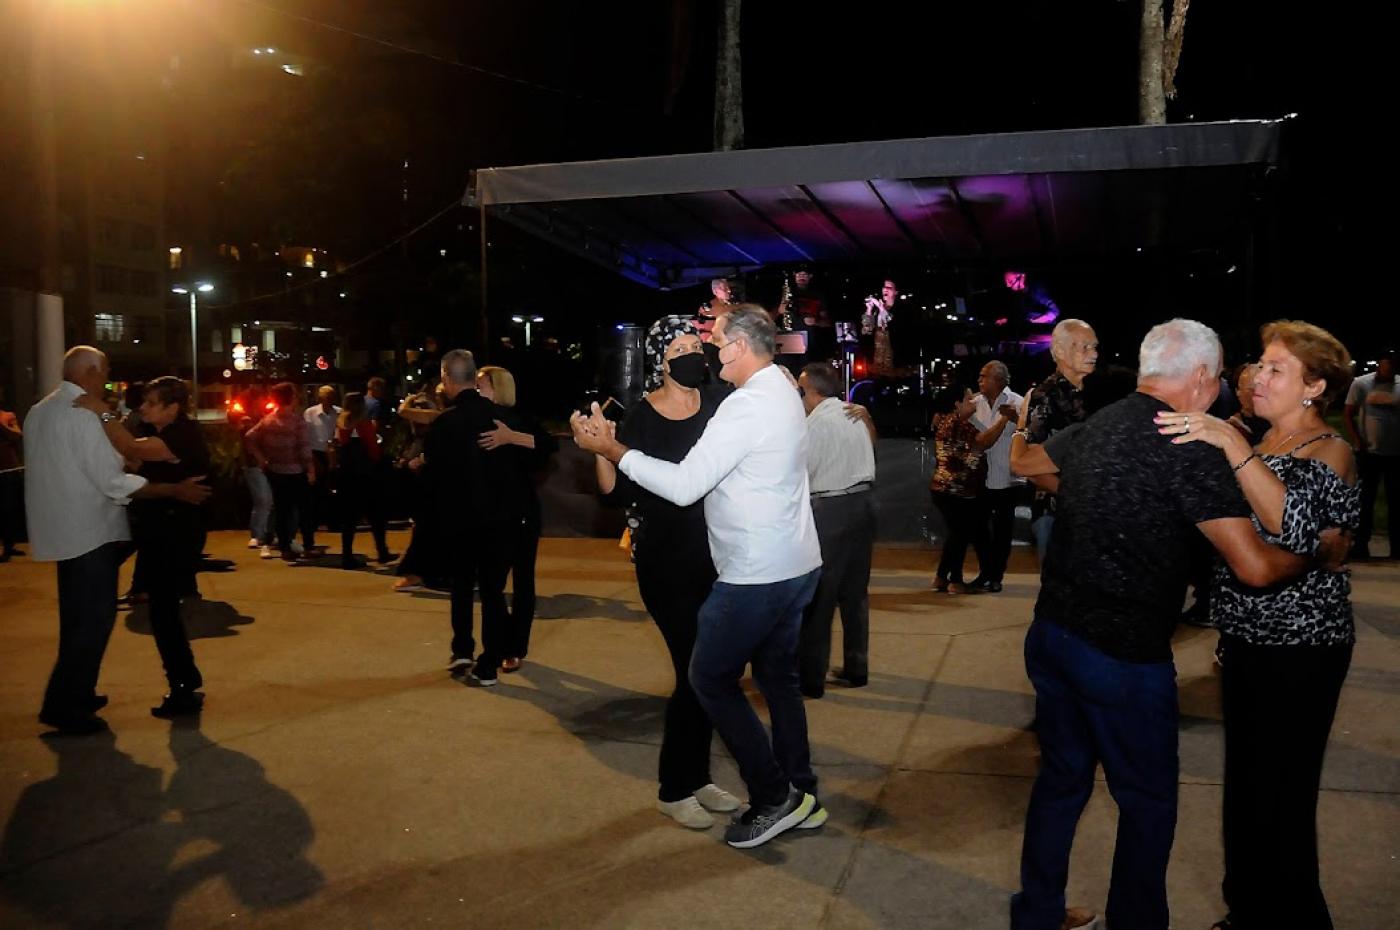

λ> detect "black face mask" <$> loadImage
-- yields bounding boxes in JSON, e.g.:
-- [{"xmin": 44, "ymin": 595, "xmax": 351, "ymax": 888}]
[
  {"xmin": 667, "ymin": 353, "xmax": 708, "ymax": 389},
  {"xmin": 702, "ymin": 342, "xmax": 723, "ymax": 380}
]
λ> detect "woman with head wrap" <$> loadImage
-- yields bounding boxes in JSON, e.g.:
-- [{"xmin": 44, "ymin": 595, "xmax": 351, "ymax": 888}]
[{"xmin": 591, "ymin": 315, "xmax": 740, "ymax": 829}]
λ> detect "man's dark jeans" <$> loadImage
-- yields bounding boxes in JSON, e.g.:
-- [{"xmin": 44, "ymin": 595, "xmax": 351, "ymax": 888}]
[
  {"xmin": 689, "ymin": 568, "xmax": 820, "ymax": 809},
  {"xmin": 449, "ymin": 523, "xmax": 515, "ymax": 665},
  {"xmin": 800, "ymin": 492, "xmax": 875, "ymax": 694},
  {"xmin": 1356, "ymin": 451, "xmax": 1399, "ymax": 555},
  {"xmin": 1012, "ymin": 619, "xmax": 1179, "ymax": 930},
  {"xmin": 41, "ymin": 542, "xmax": 123, "ymax": 719}
]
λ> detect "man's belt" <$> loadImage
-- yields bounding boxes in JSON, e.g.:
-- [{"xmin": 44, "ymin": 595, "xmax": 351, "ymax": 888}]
[{"xmin": 811, "ymin": 480, "xmax": 873, "ymax": 499}]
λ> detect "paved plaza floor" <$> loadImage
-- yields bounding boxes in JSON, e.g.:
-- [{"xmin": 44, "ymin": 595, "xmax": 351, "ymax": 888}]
[{"xmin": 1, "ymin": 532, "xmax": 1397, "ymax": 929}]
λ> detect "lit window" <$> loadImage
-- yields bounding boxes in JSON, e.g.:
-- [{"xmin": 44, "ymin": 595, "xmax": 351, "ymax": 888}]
[
  {"xmin": 169, "ymin": 246, "xmax": 183, "ymax": 271},
  {"xmin": 94, "ymin": 313, "xmax": 128, "ymax": 342}
]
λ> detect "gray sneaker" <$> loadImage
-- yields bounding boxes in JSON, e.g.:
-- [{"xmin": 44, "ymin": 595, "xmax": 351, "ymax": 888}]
[{"xmin": 724, "ymin": 788, "xmax": 814, "ymax": 849}]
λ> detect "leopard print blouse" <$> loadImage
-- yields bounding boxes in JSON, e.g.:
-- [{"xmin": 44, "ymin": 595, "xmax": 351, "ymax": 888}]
[{"xmin": 1211, "ymin": 444, "xmax": 1360, "ymax": 646}]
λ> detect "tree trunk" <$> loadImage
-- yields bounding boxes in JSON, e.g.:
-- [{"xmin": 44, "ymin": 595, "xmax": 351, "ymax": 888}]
[
  {"xmin": 713, "ymin": 0, "xmax": 744, "ymax": 151},
  {"xmin": 1138, "ymin": 0, "xmax": 1167, "ymax": 125}
]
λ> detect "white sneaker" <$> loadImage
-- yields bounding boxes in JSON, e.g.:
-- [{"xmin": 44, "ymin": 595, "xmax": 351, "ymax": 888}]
[
  {"xmin": 658, "ymin": 796, "xmax": 714, "ymax": 829},
  {"xmin": 693, "ymin": 783, "xmax": 741, "ymax": 813},
  {"xmin": 259, "ymin": 545, "xmax": 277, "ymax": 560},
  {"xmin": 247, "ymin": 537, "xmax": 260, "ymax": 549}
]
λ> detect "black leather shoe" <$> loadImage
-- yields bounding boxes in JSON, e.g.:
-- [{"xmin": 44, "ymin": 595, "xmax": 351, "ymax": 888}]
[
  {"xmin": 151, "ymin": 689, "xmax": 204, "ymax": 719},
  {"xmin": 982, "ymin": 580, "xmax": 1003, "ymax": 593},
  {"xmin": 86, "ymin": 694, "xmax": 109, "ymax": 713}
]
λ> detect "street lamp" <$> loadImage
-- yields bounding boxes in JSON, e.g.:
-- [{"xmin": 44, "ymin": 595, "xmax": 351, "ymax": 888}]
[
  {"xmin": 510, "ymin": 314, "xmax": 545, "ymax": 347},
  {"xmin": 172, "ymin": 282, "xmax": 214, "ymax": 418}
]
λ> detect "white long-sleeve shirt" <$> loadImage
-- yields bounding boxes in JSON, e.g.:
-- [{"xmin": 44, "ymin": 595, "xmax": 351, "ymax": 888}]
[
  {"xmin": 972, "ymin": 387, "xmax": 1025, "ymax": 491},
  {"xmin": 619, "ymin": 364, "xmax": 822, "ymax": 584},
  {"xmin": 23, "ymin": 381, "xmax": 148, "ymax": 561},
  {"xmin": 805, "ymin": 396, "xmax": 876, "ymax": 493}
]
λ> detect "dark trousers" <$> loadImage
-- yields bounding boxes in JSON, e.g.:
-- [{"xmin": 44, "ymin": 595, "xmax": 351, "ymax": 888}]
[
  {"xmin": 41, "ymin": 542, "xmax": 122, "ymax": 718},
  {"xmin": 507, "ymin": 524, "xmax": 540, "ymax": 658},
  {"xmin": 800, "ymin": 492, "xmax": 875, "ymax": 694},
  {"xmin": 980, "ymin": 486, "xmax": 1019, "ymax": 583},
  {"xmin": 1013, "ymin": 619, "xmax": 1178, "ymax": 930},
  {"xmin": 930, "ymin": 491, "xmax": 989, "ymax": 584},
  {"xmin": 637, "ymin": 555, "xmax": 719, "ymax": 802},
  {"xmin": 267, "ymin": 471, "xmax": 313, "ymax": 553},
  {"xmin": 1219, "ymin": 634, "xmax": 1352, "ymax": 930},
  {"xmin": 311, "ymin": 450, "xmax": 337, "ymax": 532},
  {"xmin": 398, "ymin": 472, "xmax": 447, "ymax": 584},
  {"xmin": 449, "ymin": 523, "xmax": 515, "ymax": 663},
  {"xmin": 142, "ymin": 527, "xmax": 202, "ymax": 691},
  {"xmin": 689, "ymin": 568, "xmax": 820, "ymax": 808},
  {"xmin": 0, "ymin": 468, "xmax": 23, "ymax": 553},
  {"xmin": 1356, "ymin": 451, "xmax": 1400, "ymax": 554},
  {"xmin": 338, "ymin": 471, "xmax": 388, "ymax": 560}
]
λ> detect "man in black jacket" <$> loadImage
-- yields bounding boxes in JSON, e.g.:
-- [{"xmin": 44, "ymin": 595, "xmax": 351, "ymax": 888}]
[{"xmin": 423, "ymin": 349, "xmax": 517, "ymax": 686}]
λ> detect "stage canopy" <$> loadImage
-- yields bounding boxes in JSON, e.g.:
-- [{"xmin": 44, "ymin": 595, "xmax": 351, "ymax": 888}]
[{"xmin": 467, "ymin": 119, "xmax": 1284, "ymax": 290}]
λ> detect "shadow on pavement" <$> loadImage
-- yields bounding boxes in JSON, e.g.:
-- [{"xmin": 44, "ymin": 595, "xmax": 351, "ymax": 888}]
[
  {"xmin": 0, "ymin": 720, "xmax": 322, "ymax": 929},
  {"xmin": 124, "ymin": 598, "xmax": 255, "ymax": 640}
]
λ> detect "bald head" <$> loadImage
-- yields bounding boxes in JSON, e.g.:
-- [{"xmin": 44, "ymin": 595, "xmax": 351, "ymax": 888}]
[{"xmin": 63, "ymin": 346, "xmax": 109, "ymax": 393}]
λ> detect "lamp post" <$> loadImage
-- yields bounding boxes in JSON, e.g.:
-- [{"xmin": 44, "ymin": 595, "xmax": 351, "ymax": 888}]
[
  {"xmin": 172, "ymin": 282, "xmax": 214, "ymax": 418},
  {"xmin": 510, "ymin": 314, "xmax": 545, "ymax": 347}
]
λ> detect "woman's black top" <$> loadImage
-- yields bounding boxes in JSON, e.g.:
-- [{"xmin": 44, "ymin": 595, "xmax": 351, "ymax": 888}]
[
  {"xmin": 131, "ymin": 416, "xmax": 210, "ymax": 544},
  {"xmin": 495, "ymin": 406, "xmax": 557, "ymax": 532},
  {"xmin": 603, "ymin": 387, "xmax": 723, "ymax": 568}
]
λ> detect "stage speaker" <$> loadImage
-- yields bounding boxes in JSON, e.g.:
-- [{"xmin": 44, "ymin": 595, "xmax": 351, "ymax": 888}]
[{"xmin": 596, "ymin": 323, "xmax": 645, "ymax": 408}]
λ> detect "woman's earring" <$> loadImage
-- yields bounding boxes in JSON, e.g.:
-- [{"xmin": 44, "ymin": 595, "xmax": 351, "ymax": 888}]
[{"xmin": 1302, "ymin": 398, "xmax": 1313, "ymax": 408}]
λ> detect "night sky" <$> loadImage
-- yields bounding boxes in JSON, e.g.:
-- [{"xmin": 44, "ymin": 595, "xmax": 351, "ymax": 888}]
[{"xmin": 7, "ymin": 1, "xmax": 1380, "ymax": 367}]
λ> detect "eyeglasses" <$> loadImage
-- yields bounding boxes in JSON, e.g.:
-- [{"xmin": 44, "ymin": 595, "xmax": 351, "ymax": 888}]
[{"xmin": 797, "ymin": 387, "xmax": 806, "ymax": 398}]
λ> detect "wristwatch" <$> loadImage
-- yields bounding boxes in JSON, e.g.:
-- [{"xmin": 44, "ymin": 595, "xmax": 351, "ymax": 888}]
[{"xmin": 99, "ymin": 411, "xmax": 119, "ymax": 424}]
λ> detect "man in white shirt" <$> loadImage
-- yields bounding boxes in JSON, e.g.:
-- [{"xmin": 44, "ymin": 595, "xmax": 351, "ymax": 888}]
[
  {"xmin": 24, "ymin": 347, "xmax": 209, "ymax": 735},
  {"xmin": 1343, "ymin": 346, "xmax": 1399, "ymax": 559},
  {"xmin": 572, "ymin": 305, "xmax": 823, "ymax": 849},
  {"xmin": 796, "ymin": 362, "xmax": 876, "ymax": 698},
  {"xmin": 969, "ymin": 361, "xmax": 1025, "ymax": 592},
  {"xmin": 304, "ymin": 385, "xmax": 342, "ymax": 533}
]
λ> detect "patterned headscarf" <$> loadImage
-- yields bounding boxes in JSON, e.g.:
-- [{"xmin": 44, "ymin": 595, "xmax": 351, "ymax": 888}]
[{"xmin": 643, "ymin": 315, "xmax": 700, "ymax": 392}]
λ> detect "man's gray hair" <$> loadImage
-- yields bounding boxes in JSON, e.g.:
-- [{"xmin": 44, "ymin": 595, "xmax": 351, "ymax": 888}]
[
  {"xmin": 800, "ymin": 362, "xmax": 841, "ymax": 399},
  {"xmin": 62, "ymin": 345, "xmax": 103, "ymax": 380},
  {"xmin": 1138, "ymin": 318, "xmax": 1223, "ymax": 381},
  {"xmin": 722, "ymin": 304, "xmax": 776, "ymax": 358},
  {"xmin": 1050, "ymin": 319, "xmax": 1093, "ymax": 364},
  {"xmin": 982, "ymin": 360, "xmax": 1010, "ymax": 386},
  {"xmin": 441, "ymin": 349, "xmax": 477, "ymax": 385}
]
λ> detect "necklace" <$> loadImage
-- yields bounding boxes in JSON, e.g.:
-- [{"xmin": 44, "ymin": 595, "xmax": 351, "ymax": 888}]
[{"xmin": 1261, "ymin": 424, "xmax": 1318, "ymax": 457}]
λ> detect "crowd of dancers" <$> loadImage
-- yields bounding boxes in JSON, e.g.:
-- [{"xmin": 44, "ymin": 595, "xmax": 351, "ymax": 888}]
[{"xmin": 12, "ymin": 298, "xmax": 1395, "ymax": 929}]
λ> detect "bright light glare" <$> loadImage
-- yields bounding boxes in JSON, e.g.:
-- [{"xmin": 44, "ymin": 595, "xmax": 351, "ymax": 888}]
[
  {"xmin": 171, "ymin": 286, "xmax": 189, "ymax": 295},
  {"xmin": 197, "ymin": 283, "xmax": 214, "ymax": 293}
]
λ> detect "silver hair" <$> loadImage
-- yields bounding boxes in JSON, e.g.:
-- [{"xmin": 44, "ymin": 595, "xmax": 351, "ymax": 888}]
[
  {"xmin": 62, "ymin": 345, "xmax": 103, "ymax": 380},
  {"xmin": 1050, "ymin": 319, "xmax": 1094, "ymax": 364},
  {"xmin": 1138, "ymin": 319, "xmax": 1223, "ymax": 381},
  {"xmin": 440, "ymin": 349, "xmax": 477, "ymax": 385},
  {"xmin": 721, "ymin": 304, "xmax": 776, "ymax": 358},
  {"xmin": 982, "ymin": 360, "xmax": 1010, "ymax": 386}
]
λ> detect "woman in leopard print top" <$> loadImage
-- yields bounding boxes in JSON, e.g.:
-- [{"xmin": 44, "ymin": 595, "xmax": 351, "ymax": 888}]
[{"xmin": 1157, "ymin": 320, "xmax": 1357, "ymax": 930}]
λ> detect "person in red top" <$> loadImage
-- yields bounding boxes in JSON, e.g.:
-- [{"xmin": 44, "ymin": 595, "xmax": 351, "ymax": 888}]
[
  {"xmin": 244, "ymin": 382, "xmax": 316, "ymax": 560},
  {"xmin": 335, "ymin": 392, "xmax": 393, "ymax": 569}
]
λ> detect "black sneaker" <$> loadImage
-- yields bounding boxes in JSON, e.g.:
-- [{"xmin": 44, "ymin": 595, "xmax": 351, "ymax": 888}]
[
  {"xmin": 470, "ymin": 666, "xmax": 498, "ymax": 687},
  {"xmin": 447, "ymin": 655, "xmax": 473, "ymax": 673},
  {"xmin": 724, "ymin": 788, "xmax": 814, "ymax": 849},
  {"xmin": 829, "ymin": 668, "xmax": 868, "ymax": 688}
]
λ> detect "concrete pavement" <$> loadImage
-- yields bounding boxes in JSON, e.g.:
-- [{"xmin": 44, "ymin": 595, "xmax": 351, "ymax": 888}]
[{"xmin": 1, "ymin": 533, "xmax": 1396, "ymax": 929}]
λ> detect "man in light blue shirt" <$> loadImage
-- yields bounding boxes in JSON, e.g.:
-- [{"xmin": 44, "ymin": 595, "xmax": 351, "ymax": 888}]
[{"xmin": 573, "ymin": 305, "xmax": 822, "ymax": 848}]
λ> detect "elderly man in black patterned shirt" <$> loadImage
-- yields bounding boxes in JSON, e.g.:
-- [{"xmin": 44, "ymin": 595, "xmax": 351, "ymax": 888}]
[{"xmin": 1021, "ymin": 319, "xmax": 1097, "ymax": 561}]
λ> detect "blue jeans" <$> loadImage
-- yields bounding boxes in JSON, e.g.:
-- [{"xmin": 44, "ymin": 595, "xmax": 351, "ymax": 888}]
[
  {"xmin": 244, "ymin": 466, "xmax": 272, "ymax": 543},
  {"xmin": 1031, "ymin": 512, "xmax": 1055, "ymax": 566},
  {"xmin": 1012, "ymin": 619, "xmax": 1179, "ymax": 930},
  {"xmin": 689, "ymin": 568, "xmax": 820, "ymax": 808}
]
